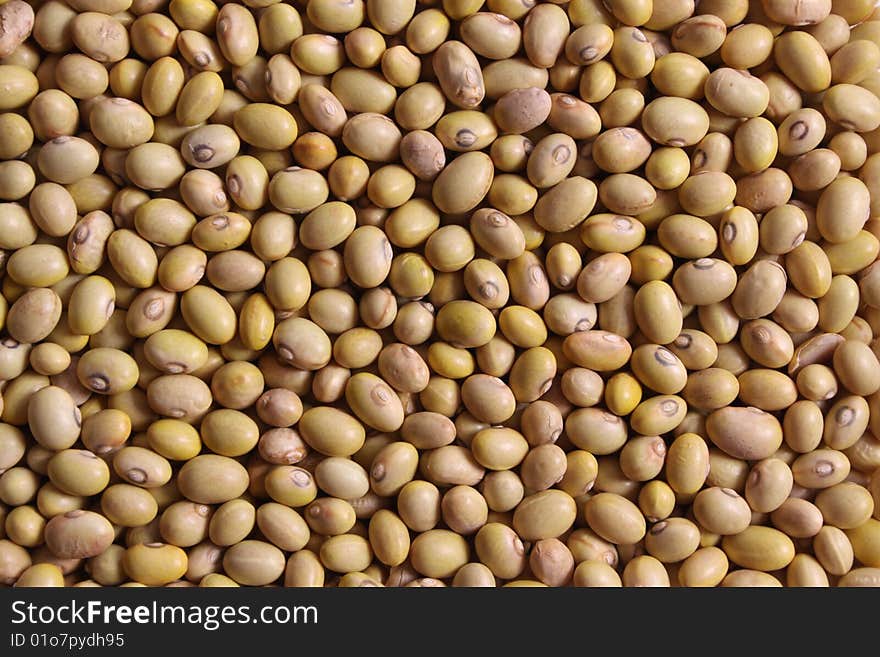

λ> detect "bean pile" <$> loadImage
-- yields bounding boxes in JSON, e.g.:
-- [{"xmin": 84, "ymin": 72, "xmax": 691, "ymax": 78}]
[{"xmin": 1, "ymin": 0, "xmax": 880, "ymax": 588}]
